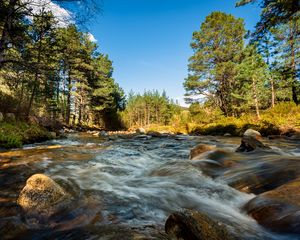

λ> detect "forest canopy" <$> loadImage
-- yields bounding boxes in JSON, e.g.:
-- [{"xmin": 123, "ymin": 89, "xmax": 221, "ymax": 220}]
[{"xmin": 0, "ymin": 0, "xmax": 125, "ymax": 129}]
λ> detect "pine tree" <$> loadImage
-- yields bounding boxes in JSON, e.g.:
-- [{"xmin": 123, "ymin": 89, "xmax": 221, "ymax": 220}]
[
  {"xmin": 237, "ymin": 0, "xmax": 300, "ymax": 104},
  {"xmin": 233, "ymin": 45, "xmax": 269, "ymax": 118},
  {"xmin": 90, "ymin": 54, "xmax": 125, "ymax": 129},
  {"xmin": 253, "ymin": 30, "xmax": 277, "ymax": 107},
  {"xmin": 24, "ymin": 11, "xmax": 58, "ymax": 118},
  {"xmin": 184, "ymin": 12, "xmax": 245, "ymax": 116},
  {"xmin": 56, "ymin": 25, "xmax": 83, "ymax": 124},
  {"xmin": 272, "ymin": 20, "xmax": 300, "ymax": 104}
]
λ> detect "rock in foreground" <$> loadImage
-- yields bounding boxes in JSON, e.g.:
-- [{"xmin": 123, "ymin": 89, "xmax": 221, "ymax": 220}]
[
  {"xmin": 165, "ymin": 209, "xmax": 232, "ymax": 240},
  {"xmin": 17, "ymin": 174, "xmax": 68, "ymax": 216},
  {"xmin": 244, "ymin": 178, "xmax": 300, "ymax": 234}
]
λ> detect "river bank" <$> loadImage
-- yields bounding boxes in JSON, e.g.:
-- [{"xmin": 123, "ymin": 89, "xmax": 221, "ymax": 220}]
[
  {"xmin": 0, "ymin": 122, "xmax": 54, "ymax": 149},
  {"xmin": 1, "ymin": 101, "xmax": 299, "ymax": 149},
  {"xmin": 1, "ymin": 119, "xmax": 300, "ymax": 150}
]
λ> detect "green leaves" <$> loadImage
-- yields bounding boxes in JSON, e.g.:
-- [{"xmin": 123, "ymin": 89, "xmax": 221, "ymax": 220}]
[
  {"xmin": 185, "ymin": 12, "xmax": 245, "ymax": 116},
  {"xmin": 236, "ymin": 0, "xmax": 300, "ymax": 35}
]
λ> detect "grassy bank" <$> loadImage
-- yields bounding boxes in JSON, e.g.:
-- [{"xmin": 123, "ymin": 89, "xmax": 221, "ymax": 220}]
[
  {"xmin": 144, "ymin": 103, "xmax": 300, "ymax": 137},
  {"xmin": 0, "ymin": 122, "xmax": 53, "ymax": 149}
]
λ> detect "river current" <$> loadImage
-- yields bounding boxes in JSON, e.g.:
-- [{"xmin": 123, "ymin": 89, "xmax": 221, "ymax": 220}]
[{"xmin": 0, "ymin": 133, "xmax": 299, "ymax": 239}]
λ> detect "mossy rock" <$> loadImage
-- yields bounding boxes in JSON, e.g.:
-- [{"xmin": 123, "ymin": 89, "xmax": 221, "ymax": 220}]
[{"xmin": 17, "ymin": 174, "xmax": 69, "ymax": 216}]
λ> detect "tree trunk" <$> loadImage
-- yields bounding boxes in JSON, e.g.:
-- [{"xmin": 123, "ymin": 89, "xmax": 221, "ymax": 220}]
[
  {"xmin": 26, "ymin": 35, "xmax": 44, "ymax": 118},
  {"xmin": 16, "ymin": 76, "xmax": 24, "ymax": 119},
  {"xmin": 270, "ymin": 78, "xmax": 275, "ymax": 108},
  {"xmin": 144, "ymin": 105, "xmax": 147, "ymax": 126},
  {"xmin": 147, "ymin": 106, "xmax": 150, "ymax": 125},
  {"xmin": 27, "ymin": 73, "xmax": 39, "ymax": 118},
  {"xmin": 78, "ymin": 96, "xmax": 82, "ymax": 125},
  {"xmin": 155, "ymin": 106, "xmax": 158, "ymax": 124},
  {"xmin": 66, "ymin": 68, "xmax": 72, "ymax": 125},
  {"xmin": 265, "ymin": 39, "xmax": 275, "ymax": 108},
  {"xmin": 290, "ymin": 20, "xmax": 298, "ymax": 104},
  {"xmin": 252, "ymin": 77, "xmax": 261, "ymax": 120}
]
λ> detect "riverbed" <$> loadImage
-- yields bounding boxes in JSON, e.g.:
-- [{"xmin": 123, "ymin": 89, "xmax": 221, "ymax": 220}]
[{"xmin": 0, "ymin": 133, "xmax": 299, "ymax": 239}]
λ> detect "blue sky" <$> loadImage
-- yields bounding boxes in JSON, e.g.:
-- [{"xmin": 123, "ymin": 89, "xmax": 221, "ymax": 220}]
[{"xmin": 90, "ymin": 0, "xmax": 260, "ymax": 105}]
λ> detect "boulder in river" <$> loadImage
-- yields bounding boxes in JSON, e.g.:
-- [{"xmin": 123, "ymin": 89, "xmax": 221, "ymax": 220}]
[
  {"xmin": 243, "ymin": 129, "xmax": 262, "ymax": 139},
  {"xmin": 98, "ymin": 130, "xmax": 108, "ymax": 137},
  {"xmin": 244, "ymin": 177, "xmax": 300, "ymax": 234},
  {"xmin": 17, "ymin": 174, "xmax": 69, "ymax": 216},
  {"xmin": 224, "ymin": 156, "xmax": 300, "ymax": 194},
  {"xmin": 235, "ymin": 128, "xmax": 271, "ymax": 152},
  {"xmin": 134, "ymin": 134, "xmax": 152, "ymax": 140},
  {"xmin": 147, "ymin": 131, "xmax": 162, "ymax": 137},
  {"xmin": 236, "ymin": 135, "xmax": 269, "ymax": 152},
  {"xmin": 191, "ymin": 149, "xmax": 237, "ymax": 178},
  {"xmin": 223, "ymin": 133, "xmax": 231, "ymax": 137},
  {"xmin": 165, "ymin": 209, "xmax": 232, "ymax": 240},
  {"xmin": 136, "ymin": 127, "xmax": 146, "ymax": 134},
  {"xmin": 190, "ymin": 144, "xmax": 216, "ymax": 160}
]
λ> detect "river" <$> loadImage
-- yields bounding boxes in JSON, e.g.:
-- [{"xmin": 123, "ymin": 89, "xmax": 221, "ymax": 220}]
[{"xmin": 0, "ymin": 133, "xmax": 299, "ymax": 239}]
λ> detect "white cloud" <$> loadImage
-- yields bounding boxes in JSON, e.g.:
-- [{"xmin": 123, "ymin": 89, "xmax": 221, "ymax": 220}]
[
  {"xmin": 24, "ymin": 0, "xmax": 72, "ymax": 27},
  {"xmin": 87, "ymin": 32, "xmax": 97, "ymax": 42}
]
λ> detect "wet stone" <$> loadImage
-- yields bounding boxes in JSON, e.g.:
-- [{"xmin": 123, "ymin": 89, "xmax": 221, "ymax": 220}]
[
  {"xmin": 165, "ymin": 209, "xmax": 233, "ymax": 240},
  {"xmin": 17, "ymin": 174, "xmax": 69, "ymax": 216},
  {"xmin": 244, "ymin": 177, "xmax": 300, "ymax": 234}
]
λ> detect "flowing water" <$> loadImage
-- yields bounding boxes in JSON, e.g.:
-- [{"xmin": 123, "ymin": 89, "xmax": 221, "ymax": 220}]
[{"xmin": 0, "ymin": 133, "xmax": 299, "ymax": 239}]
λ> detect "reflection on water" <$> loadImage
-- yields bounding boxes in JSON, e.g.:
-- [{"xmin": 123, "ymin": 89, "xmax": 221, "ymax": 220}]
[{"xmin": 0, "ymin": 133, "xmax": 299, "ymax": 239}]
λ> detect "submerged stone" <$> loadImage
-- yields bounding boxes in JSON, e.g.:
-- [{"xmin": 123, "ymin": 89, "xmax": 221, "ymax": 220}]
[
  {"xmin": 223, "ymin": 133, "xmax": 231, "ymax": 137},
  {"xmin": 134, "ymin": 134, "xmax": 152, "ymax": 140},
  {"xmin": 244, "ymin": 178, "xmax": 300, "ymax": 234},
  {"xmin": 147, "ymin": 131, "xmax": 162, "ymax": 137},
  {"xmin": 98, "ymin": 130, "xmax": 108, "ymax": 137},
  {"xmin": 190, "ymin": 144, "xmax": 216, "ymax": 160},
  {"xmin": 136, "ymin": 128, "xmax": 146, "ymax": 134},
  {"xmin": 165, "ymin": 209, "xmax": 232, "ymax": 240},
  {"xmin": 223, "ymin": 156, "xmax": 300, "ymax": 194}
]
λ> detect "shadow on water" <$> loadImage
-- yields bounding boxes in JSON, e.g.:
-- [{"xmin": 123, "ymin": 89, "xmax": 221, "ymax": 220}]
[{"xmin": 0, "ymin": 133, "xmax": 299, "ymax": 239}]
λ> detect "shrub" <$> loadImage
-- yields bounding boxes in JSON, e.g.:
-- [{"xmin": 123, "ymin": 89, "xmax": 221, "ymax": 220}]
[{"xmin": 0, "ymin": 121, "xmax": 51, "ymax": 148}]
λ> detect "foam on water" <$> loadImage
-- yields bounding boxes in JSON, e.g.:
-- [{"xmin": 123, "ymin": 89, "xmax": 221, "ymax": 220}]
[{"xmin": 40, "ymin": 136, "xmax": 299, "ymax": 239}]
